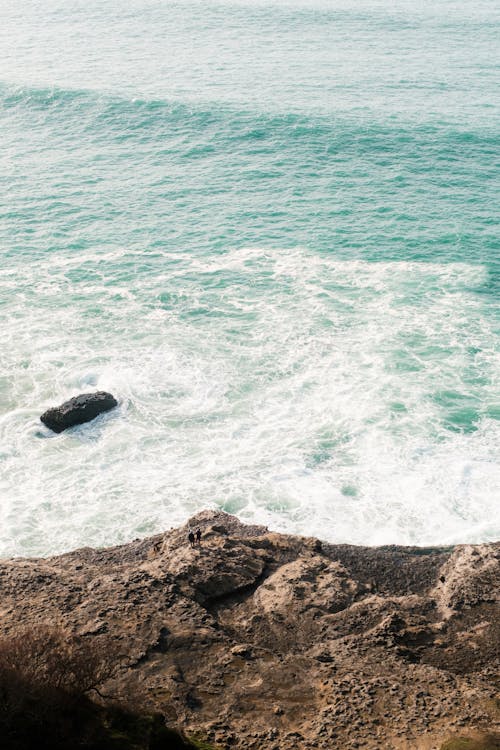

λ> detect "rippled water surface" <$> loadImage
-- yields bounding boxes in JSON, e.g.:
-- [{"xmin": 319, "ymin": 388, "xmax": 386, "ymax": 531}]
[{"xmin": 1, "ymin": 0, "xmax": 499, "ymax": 555}]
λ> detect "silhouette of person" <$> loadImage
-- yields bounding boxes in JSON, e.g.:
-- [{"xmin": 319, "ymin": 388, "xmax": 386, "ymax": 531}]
[
  {"xmin": 188, "ymin": 530, "xmax": 195, "ymax": 548},
  {"xmin": 195, "ymin": 528, "xmax": 202, "ymax": 545}
]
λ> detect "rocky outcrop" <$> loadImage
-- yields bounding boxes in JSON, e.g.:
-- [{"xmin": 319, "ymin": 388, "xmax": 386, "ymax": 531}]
[
  {"xmin": 0, "ymin": 511, "xmax": 498, "ymax": 750},
  {"xmin": 40, "ymin": 391, "xmax": 118, "ymax": 432}
]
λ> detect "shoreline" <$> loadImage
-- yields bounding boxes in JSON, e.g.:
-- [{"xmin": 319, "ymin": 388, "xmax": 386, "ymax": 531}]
[{"xmin": 1, "ymin": 509, "xmax": 468, "ymax": 564}]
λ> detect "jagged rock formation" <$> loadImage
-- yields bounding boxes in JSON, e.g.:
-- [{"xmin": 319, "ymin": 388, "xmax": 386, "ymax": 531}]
[
  {"xmin": 0, "ymin": 511, "xmax": 498, "ymax": 749},
  {"xmin": 40, "ymin": 391, "xmax": 118, "ymax": 432}
]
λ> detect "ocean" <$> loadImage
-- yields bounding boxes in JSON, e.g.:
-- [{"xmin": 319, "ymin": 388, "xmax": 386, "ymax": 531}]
[{"xmin": 0, "ymin": 0, "xmax": 499, "ymax": 556}]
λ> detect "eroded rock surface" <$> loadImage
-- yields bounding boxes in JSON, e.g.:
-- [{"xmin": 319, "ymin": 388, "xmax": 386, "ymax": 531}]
[{"xmin": 0, "ymin": 510, "xmax": 498, "ymax": 749}]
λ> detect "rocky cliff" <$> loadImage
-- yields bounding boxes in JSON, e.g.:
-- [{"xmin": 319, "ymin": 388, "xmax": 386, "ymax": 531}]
[{"xmin": 0, "ymin": 511, "xmax": 498, "ymax": 750}]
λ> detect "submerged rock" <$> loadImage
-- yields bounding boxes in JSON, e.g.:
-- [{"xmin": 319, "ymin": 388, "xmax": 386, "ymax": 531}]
[{"xmin": 40, "ymin": 391, "xmax": 118, "ymax": 433}]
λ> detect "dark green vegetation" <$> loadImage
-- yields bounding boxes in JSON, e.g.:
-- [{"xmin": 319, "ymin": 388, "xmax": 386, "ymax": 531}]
[
  {"xmin": 441, "ymin": 735, "xmax": 500, "ymax": 750},
  {"xmin": 0, "ymin": 626, "xmax": 216, "ymax": 750}
]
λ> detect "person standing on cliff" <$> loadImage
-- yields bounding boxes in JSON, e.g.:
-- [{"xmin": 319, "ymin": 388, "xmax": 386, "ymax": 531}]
[
  {"xmin": 188, "ymin": 530, "xmax": 195, "ymax": 548},
  {"xmin": 195, "ymin": 528, "xmax": 202, "ymax": 546}
]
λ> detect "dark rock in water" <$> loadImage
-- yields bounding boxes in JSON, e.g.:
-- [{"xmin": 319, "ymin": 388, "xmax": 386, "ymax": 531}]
[{"xmin": 40, "ymin": 391, "xmax": 118, "ymax": 433}]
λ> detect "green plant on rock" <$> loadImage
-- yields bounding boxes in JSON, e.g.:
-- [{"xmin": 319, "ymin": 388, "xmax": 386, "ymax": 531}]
[
  {"xmin": 188, "ymin": 739, "xmax": 220, "ymax": 750},
  {"xmin": 440, "ymin": 734, "xmax": 500, "ymax": 750}
]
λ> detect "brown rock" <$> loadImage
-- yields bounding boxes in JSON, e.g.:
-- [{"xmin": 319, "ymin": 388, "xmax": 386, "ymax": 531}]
[{"xmin": 0, "ymin": 511, "xmax": 498, "ymax": 749}]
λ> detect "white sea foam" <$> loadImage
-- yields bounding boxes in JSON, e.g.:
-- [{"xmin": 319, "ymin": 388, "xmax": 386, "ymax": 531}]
[{"xmin": 1, "ymin": 247, "xmax": 498, "ymax": 556}]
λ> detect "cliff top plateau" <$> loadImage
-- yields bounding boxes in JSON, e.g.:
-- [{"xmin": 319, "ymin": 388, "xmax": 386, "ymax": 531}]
[{"xmin": 0, "ymin": 510, "xmax": 498, "ymax": 750}]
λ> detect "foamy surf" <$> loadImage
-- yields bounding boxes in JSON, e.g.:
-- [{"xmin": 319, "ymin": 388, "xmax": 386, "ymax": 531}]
[
  {"xmin": 1, "ymin": 249, "xmax": 498, "ymax": 556},
  {"xmin": 1, "ymin": 0, "xmax": 499, "ymax": 557}
]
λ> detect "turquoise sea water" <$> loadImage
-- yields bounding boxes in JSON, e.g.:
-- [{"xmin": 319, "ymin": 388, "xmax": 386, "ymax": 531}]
[{"xmin": 0, "ymin": 0, "xmax": 499, "ymax": 556}]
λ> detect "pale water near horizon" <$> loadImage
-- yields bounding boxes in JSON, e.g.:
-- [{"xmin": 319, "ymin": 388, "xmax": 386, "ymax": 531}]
[{"xmin": 0, "ymin": 0, "xmax": 499, "ymax": 556}]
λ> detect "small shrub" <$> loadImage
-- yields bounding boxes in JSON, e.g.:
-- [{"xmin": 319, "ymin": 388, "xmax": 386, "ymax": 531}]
[
  {"xmin": 0, "ymin": 624, "xmax": 121, "ymax": 698},
  {"xmin": 0, "ymin": 624, "xmax": 215, "ymax": 749}
]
